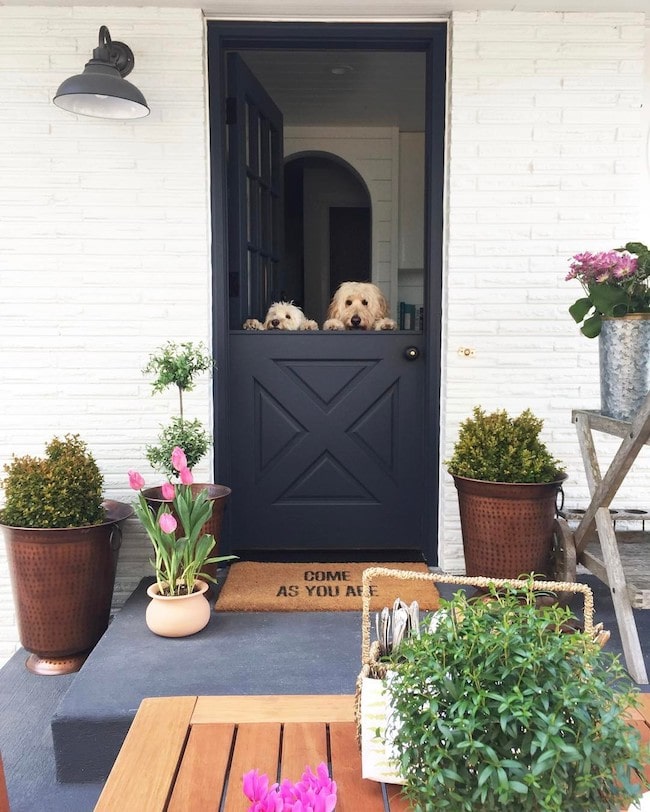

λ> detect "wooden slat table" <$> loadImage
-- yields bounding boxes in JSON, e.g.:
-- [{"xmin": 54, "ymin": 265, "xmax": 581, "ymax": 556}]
[
  {"xmin": 94, "ymin": 693, "xmax": 650, "ymax": 812},
  {"xmin": 94, "ymin": 695, "xmax": 410, "ymax": 812}
]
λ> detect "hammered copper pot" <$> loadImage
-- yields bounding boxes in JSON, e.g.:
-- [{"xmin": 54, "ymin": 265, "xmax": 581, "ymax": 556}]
[
  {"xmin": 452, "ymin": 474, "xmax": 567, "ymax": 579},
  {"xmin": 142, "ymin": 483, "xmax": 231, "ymax": 583},
  {"xmin": 0, "ymin": 500, "xmax": 133, "ymax": 675}
]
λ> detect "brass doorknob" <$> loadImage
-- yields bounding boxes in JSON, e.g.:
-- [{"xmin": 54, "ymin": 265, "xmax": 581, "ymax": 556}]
[{"xmin": 404, "ymin": 346, "xmax": 420, "ymax": 361}]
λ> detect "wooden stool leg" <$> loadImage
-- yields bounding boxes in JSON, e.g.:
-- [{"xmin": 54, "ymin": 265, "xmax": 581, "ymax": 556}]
[{"xmin": 595, "ymin": 508, "xmax": 649, "ymax": 684}]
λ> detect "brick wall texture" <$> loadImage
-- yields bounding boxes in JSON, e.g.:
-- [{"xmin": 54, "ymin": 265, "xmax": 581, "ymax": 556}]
[{"xmin": 0, "ymin": 7, "xmax": 647, "ymax": 665}]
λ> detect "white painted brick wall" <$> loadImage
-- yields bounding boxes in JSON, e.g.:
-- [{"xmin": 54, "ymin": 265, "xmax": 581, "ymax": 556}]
[
  {"xmin": 0, "ymin": 6, "xmax": 212, "ymax": 666},
  {"xmin": 0, "ymin": 7, "xmax": 648, "ymax": 666},
  {"xmin": 441, "ymin": 10, "xmax": 648, "ymax": 571}
]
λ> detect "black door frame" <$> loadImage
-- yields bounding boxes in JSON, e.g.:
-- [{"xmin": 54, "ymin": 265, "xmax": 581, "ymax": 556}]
[{"xmin": 207, "ymin": 21, "xmax": 447, "ymax": 562}]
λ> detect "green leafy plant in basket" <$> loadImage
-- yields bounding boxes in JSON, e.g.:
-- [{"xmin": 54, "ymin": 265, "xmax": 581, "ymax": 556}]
[
  {"xmin": 384, "ymin": 580, "xmax": 648, "ymax": 812},
  {"xmin": 144, "ymin": 341, "xmax": 213, "ymax": 478}
]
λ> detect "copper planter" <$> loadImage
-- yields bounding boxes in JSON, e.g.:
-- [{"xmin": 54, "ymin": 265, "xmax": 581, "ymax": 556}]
[
  {"xmin": 1, "ymin": 500, "xmax": 133, "ymax": 675},
  {"xmin": 452, "ymin": 475, "xmax": 566, "ymax": 579},
  {"xmin": 142, "ymin": 483, "xmax": 231, "ymax": 583}
]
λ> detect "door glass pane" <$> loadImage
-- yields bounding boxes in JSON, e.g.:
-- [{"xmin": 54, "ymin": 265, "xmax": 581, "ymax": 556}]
[
  {"xmin": 247, "ymin": 104, "xmax": 257, "ymax": 171},
  {"xmin": 261, "ymin": 187, "xmax": 270, "ymax": 253},
  {"xmin": 246, "ymin": 177, "xmax": 252, "ymax": 243},
  {"xmin": 272, "ymin": 194, "xmax": 280, "ymax": 256},
  {"xmin": 244, "ymin": 103, "xmax": 250, "ymax": 168}
]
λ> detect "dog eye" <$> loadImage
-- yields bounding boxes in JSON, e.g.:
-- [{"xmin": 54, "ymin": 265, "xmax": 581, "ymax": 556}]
[
  {"xmin": 362, "ymin": 299, "xmax": 368, "ymax": 306},
  {"xmin": 285, "ymin": 314, "xmax": 291, "ymax": 319},
  {"xmin": 345, "ymin": 299, "xmax": 352, "ymax": 306}
]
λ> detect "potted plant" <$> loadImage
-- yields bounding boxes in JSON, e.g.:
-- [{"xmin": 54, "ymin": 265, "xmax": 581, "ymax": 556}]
[
  {"xmin": 384, "ymin": 580, "xmax": 648, "ymax": 812},
  {"xmin": 128, "ymin": 446, "xmax": 236, "ymax": 637},
  {"xmin": 143, "ymin": 340, "xmax": 213, "ymax": 475},
  {"xmin": 142, "ymin": 340, "xmax": 231, "ymax": 576},
  {"xmin": 446, "ymin": 407, "xmax": 566, "ymax": 578},
  {"xmin": 566, "ymin": 242, "xmax": 650, "ymax": 420},
  {"xmin": 0, "ymin": 434, "xmax": 132, "ymax": 675}
]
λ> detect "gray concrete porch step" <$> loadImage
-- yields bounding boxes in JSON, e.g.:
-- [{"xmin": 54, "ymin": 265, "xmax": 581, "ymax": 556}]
[{"xmin": 51, "ymin": 576, "xmax": 364, "ymax": 783}]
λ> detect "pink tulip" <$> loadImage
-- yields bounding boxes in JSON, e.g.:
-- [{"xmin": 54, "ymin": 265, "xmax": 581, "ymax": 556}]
[
  {"xmin": 128, "ymin": 470, "xmax": 145, "ymax": 491},
  {"xmin": 158, "ymin": 513, "xmax": 177, "ymax": 534},
  {"xmin": 161, "ymin": 482, "xmax": 175, "ymax": 501},
  {"xmin": 179, "ymin": 466, "xmax": 194, "ymax": 486},
  {"xmin": 171, "ymin": 446, "xmax": 188, "ymax": 472}
]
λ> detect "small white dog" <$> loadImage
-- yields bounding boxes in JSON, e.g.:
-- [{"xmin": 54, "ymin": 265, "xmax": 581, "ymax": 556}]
[
  {"xmin": 323, "ymin": 281, "xmax": 397, "ymax": 331},
  {"xmin": 243, "ymin": 301, "xmax": 319, "ymax": 331}
]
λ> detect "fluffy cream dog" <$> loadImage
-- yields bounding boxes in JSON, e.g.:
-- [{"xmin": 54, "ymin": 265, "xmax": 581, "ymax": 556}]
[
  {"xmin": 323, "ymin": 282, "xmax": 397, "ymax": 331},
  {"xmin": 243, "ymin": 301, "xmax": 318, "ymax": 331}
]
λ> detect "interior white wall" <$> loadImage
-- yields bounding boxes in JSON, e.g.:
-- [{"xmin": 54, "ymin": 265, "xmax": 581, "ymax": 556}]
[{"xmin": 284, "ymin": 126, "xmax": 400, "ymax": 311}]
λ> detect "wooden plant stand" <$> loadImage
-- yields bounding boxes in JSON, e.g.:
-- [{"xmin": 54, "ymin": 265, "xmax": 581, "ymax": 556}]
[{"xmin": 559, "ymin": 392, "xmax": 650, "ymax": 684}]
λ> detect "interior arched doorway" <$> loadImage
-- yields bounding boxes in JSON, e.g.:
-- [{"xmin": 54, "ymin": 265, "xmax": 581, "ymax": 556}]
[{"xmin": 283, "ymin": 153, "xmax": 371, "ymax": 325}]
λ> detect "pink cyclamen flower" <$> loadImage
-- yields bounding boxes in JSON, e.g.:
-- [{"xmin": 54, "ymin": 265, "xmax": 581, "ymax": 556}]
[
  {"xmin": 158, "ymin": 513, "xmax": 177, "ymax": 534},
  {"xmin": 243, "ymin": 770, "xmax": 272, "ymax": 803},
  {"xmin": 161, "ymin": 482, "xmax": 175, "ymax": 501},
  {"xmin": 179, "ymin": 466, "xmax": 194, "ymax": 486},
  {"xmin": 128, "ymin": 470, "xmax": 145, "ymax": 491},
  {"xmin": 171, "ymin": 446, "xmax": 188, "ymax": 472},
  {"xmin": 243, "ymin": 765, "xmax": 336, "ymax": 812}
]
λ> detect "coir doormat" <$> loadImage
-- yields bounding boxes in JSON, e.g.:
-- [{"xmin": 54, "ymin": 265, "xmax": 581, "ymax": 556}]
[{"xmin": 215, "ymin": 561, "xmax": 440, "ymax": 612}]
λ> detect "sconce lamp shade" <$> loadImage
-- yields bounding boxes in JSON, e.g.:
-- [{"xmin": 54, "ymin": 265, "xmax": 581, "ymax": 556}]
[{"xmin": 54, "ymin": 26, "xmax": 149, "ymax": 120}]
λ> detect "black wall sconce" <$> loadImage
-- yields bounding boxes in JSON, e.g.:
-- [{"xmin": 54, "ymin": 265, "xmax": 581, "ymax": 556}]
[{"xmin": 53, "ymin": 25, "xmax": 149, "ymax": 120}]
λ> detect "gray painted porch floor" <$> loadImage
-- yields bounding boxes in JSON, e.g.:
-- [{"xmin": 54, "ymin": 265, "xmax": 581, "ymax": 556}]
[{"xmin": 0, "ymin": 572, "xmax": 648, "ymax": 812}]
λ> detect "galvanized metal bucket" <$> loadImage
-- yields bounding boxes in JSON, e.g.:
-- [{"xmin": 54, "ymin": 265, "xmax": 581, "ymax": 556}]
[{"xmin": 599, "ymin": 314, "xmax": 650, "ymax": 422}]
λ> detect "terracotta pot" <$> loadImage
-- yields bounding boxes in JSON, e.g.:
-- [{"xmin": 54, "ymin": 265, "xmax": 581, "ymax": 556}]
[
  {"xmin": 452, "ymin": 474, "xmax": 567, "ymax": 579},
  {"xmin": 142, "ymin": 483, "xmax": 231, "ymax": 582},
  {"xmin": 145, "ymin": 579, "xmax": 211, "ymax": 637},
  {"xmin": 0, "ymin": 500, "xmax": 133, "ymax": 675}
]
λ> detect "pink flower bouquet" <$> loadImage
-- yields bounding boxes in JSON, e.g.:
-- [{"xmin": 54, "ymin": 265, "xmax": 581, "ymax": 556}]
[
  {"xmin": 566, "ymin": 241, "xmax": 650, "ymax": 337},
  {"xmin": 243, "ymin": 762, "xmax": 337, "ymax": 812}
]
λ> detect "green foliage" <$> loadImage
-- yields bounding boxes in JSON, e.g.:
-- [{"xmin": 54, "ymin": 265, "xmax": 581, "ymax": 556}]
[
  {"xmin": 1, "ymin": 435, "xmax": 105, "ymax": 528},
  {"xmin": 446, "ymin": 407, "xmax": 564, "ymax": 483},
  {"xmin": 143, "ymin": 341, "xmax": 213, "ymax": 476},
  {"xmin": 145, "ymin": 417, "xmax": 209, "ymax": 478},
  {"xmin": 386, "ymin": 581, "xmax": 648, "ymax": 812},
  {"xmin": 143, "ymin": 341, "xmax": 213, "ymax": 396}
]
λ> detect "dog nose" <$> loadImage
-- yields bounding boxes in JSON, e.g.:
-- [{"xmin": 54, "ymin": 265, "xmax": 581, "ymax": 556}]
[
  {"xmin": 271, "ymin": 319, "xmax": 280, "ymax": 327},
  {"xmin": 351, "ymin": 315, "xmax": 361, "ymax": 327}
]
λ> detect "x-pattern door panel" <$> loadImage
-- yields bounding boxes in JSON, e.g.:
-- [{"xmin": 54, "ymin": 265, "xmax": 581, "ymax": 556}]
[{"xmin": 230, "ymin": 333, "xmax": 424, "ymax": 551}]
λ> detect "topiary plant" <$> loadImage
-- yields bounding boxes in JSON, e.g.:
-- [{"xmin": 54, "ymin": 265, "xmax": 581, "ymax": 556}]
[
  {"xmin": 143, "ymin": 341, "xmax": 213, "ymax": 479},
  {"xmin": 144, "ymin": 417, "xmax": 208, "ymax": 476},
  {"xmin": 446, "ymin": 407, "xmax": 564, "ymax": 483},
  {"xmin": 0, "ymin": 434, "xmax": 105, "ymax": 528},
  {"xmin": 385, "ymin": 581, "xmax": 648, "ymax": 812}
]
